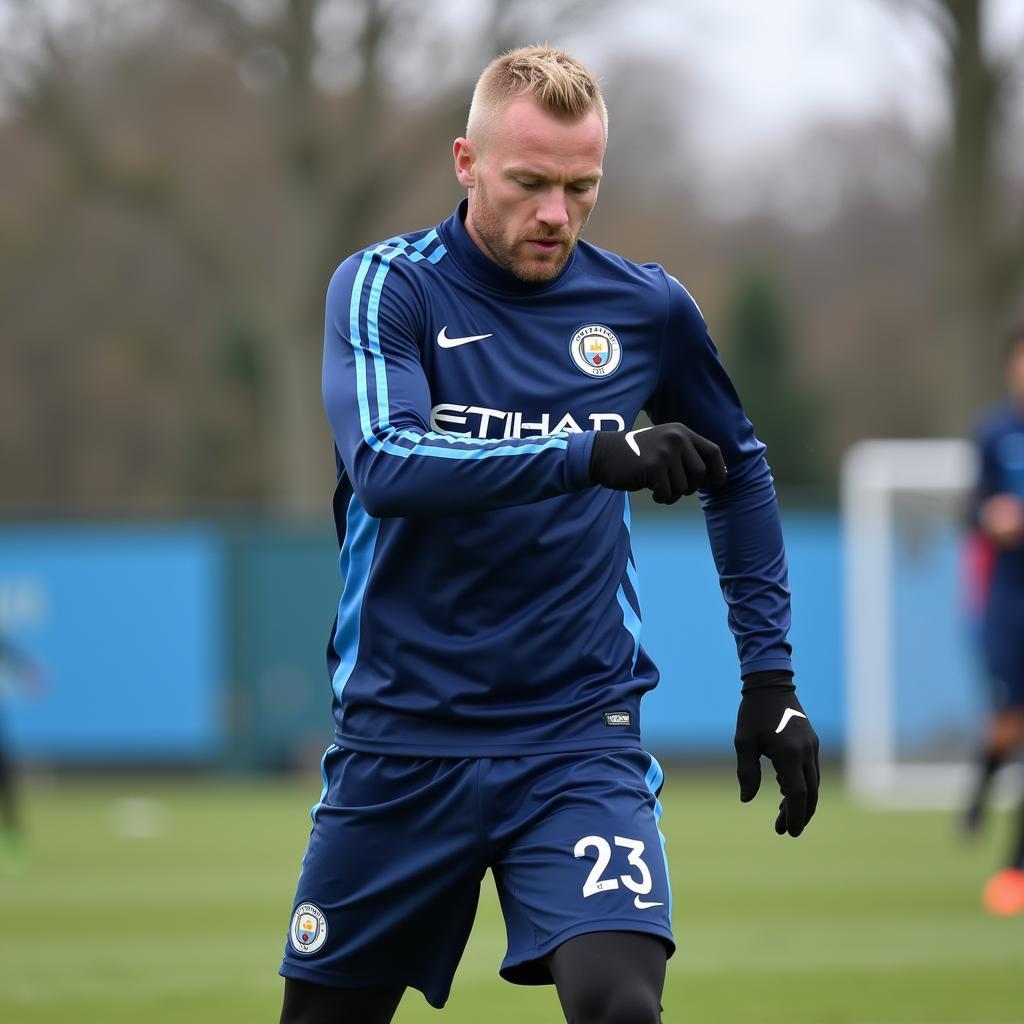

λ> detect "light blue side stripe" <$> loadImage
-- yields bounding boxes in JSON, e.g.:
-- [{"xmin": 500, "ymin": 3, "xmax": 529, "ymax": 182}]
[
  {"xmin": 616, "ymin": 585, "xmax": 642, "ymax": 673},
  {"xmin": 331, "ymin": 493, "xmax": 381, "ymax": 702},
  {"xmin": 346, "ymin": 240, "xmax": 568, "ymax": 461},
  {"xmin": 310, "ymin": 743, "xmax": 339, "ymax": 823},
  {"xmin": 625, "ymin": 558, "xmax": 641, "ymax": 600},
  {"xmin": 623, "ymin": 494, "xmax": 641, "ymax": 597},
  {"xmin": 618, "ymin": 494, "xmax": 642, "ymax": 672},
  {"xmin": 645, "ymin": 753, "xmax": 673, "ymax": 918}
]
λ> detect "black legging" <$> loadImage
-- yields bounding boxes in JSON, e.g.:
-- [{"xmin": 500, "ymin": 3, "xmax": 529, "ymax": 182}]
[
  {"xmin": 0, "ymin": 738, "xmax": 18, "ymax": 834},
  {"xmin": 549, "ymin": 932, "xmax": 666, "ymax": 1024},
  {"xmin": 279, "ymin": 930, "xmax": 666, "ymax": 1024},
  {"xmin": 279, "ymin": 979, "xmax": 405, "ymax": 1024}
]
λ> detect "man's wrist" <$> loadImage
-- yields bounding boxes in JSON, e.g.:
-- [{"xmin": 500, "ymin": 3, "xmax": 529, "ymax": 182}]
[
  {"xmin": 740, "ymin": 669, "xmax": 795, "ymax": 694},
  {"xmin": 566, "ymin": 431, "xmax": 598, "ymax": 490}
]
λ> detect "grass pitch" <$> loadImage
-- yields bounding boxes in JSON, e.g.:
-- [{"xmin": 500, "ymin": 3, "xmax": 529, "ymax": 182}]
[{"xmin": 0, "ymin": 769, "xmax": 1020, "ymax": 1023}]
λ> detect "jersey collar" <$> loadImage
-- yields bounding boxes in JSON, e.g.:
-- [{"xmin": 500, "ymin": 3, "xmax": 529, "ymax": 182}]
[{"xmin": 439, "ymin": 199, "xmax": 576, "ymax": 296}]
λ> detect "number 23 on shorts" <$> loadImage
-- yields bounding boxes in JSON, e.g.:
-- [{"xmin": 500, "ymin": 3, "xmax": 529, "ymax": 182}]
[{"xmin": 574, "ymin": 834, "xmax": 663, "ymax": 909}]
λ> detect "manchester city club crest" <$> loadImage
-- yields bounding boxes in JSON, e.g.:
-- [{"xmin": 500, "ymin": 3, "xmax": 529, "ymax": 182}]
[
  {"xmin": 289, "ymin": 902, "xmax": 328, "ymax": 955},
  {"xmin": 569, "ymin": 324, "xmax": 621, "ymax": 378}
]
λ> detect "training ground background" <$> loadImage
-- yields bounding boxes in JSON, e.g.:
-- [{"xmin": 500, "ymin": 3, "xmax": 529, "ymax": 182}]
[{"xmin": 1, "ymin": 770, "xmax": 1021, "ymax": 1024}]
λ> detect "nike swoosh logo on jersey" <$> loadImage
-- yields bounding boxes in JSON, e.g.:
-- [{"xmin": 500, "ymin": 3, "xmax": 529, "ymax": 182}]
[
  {"xmin": 634, "ymin": 896, "xmax": 664, "ymax": 910},
  {"xmin": 625, "ymin": 427, "xmax": 653, "ymax": 456},
  {"xmin": 437, "ymin": 326, "xmax": 494, "ymax": 348},
  {"xmin": 775, "ymin": 708, "xmax": 808, "ymax": 734}
]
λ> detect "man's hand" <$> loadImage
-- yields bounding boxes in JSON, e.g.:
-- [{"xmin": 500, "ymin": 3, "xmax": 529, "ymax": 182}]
[
  {"xmin": 734, "ymin": 676, "xmax": 820, "ymax": 837},
  {"xmin": 589, "ymin": 423, "xmax": 727, "ymax": 504},
  {"xmin": 980, "ymin": 494, "xmax": 1024, "ymax": 547}
]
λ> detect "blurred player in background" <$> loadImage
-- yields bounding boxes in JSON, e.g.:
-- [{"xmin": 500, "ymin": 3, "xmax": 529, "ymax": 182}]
[
  {"xmin": 0, "ymin": 628, "xmax": 41, "ymax": 870},
  {"xmin": 278, "ymin": 47, "xmax": 820, "ymax": 1023},
  {"xmin": 962, "ymin": 326, "xmax": 1024, "ymax": 915}
]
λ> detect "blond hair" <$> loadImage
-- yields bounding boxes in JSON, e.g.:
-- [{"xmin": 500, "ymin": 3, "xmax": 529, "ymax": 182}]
[{"xmin": 466, "ymin": 46, "xmax": 608, "ymax": 145}]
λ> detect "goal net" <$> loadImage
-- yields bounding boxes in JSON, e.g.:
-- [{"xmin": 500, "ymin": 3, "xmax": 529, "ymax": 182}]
[{"xmin": 841, "ymin": 439, "xmax": 1021, "ymax": 809}]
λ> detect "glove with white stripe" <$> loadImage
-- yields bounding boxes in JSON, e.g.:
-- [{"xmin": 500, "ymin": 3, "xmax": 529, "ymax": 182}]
[
  {"xmin": 589, "ymin": 423, "xmax": 728, "ymax": 504},
  {"xmin": 734, "ymin": 671, "xmax": 820, "ymax": 837}
]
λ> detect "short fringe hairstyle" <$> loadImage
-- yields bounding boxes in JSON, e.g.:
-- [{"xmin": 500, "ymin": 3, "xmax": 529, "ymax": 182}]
[{"xmin": 466, "ymin": 45, "xmax": 608, "ymax": 144}]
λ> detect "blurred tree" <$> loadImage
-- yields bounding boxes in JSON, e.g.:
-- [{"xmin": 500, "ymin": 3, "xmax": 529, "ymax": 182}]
[
  {"xmin": 0, "ymin": 0, "xmax": 613, "ymax": 513},
  {"xmin": 722, "ymin": 269, "xmax": 820, "ymax": 486},
  {"xmin": 3, "ymin": 1, "xmax": 1020, "ymax": 513},
  {"xmin": 891, "ymin": 0, "xmax": 1024, "ymax": 420}
]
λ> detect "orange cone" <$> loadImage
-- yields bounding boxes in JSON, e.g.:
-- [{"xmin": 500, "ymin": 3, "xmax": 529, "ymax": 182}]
[{"xmin": 982, "ymin": 868, "xmax": 1024, "ymax": 915}]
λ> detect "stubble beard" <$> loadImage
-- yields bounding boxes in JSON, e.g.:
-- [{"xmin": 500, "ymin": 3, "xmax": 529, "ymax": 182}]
[{"xmin": 468, "ymin": 186, "xmax": 586, "ymax": 283}]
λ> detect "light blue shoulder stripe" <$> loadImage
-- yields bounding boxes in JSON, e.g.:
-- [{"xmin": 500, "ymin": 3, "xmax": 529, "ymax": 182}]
[
  {"xmin": 365, "ymin": 244, "xmax": 403, "ymax": 435},
  {"xmin": 410, "ymin": 227, "xmax": 441, "ymax": 253},
  {"xmin": 361, "ymin": 241, "xmax": 565, "ymax": 457},
  {"xmin": 346, "ymin": 240, "xmax": 568, "ymax": 461},
  {"xmin": 348, "ymin": 246, "xmax": 384, "ymax": 448}
]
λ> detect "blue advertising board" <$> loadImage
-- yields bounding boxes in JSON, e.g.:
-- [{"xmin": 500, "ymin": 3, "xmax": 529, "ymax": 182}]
[
  {"xmin": 0, "ymin": 526, "xmax": 223, "ymax": 760},
  {"xmin": 0, "ymin": 511, "xmax": 950, "ymax": 764},
  {"xmin": 632, "ymin": 512, "xmax": 843, "ymax": 754}
]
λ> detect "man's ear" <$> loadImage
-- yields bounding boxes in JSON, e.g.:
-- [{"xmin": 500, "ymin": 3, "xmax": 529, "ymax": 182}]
[{"xmin": 453, "ymin": 137, "xmax": 476, "ymax": 188}]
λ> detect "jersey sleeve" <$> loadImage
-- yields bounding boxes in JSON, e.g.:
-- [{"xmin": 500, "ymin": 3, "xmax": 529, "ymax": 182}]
[
  {"xmin": 971, "ymin": 422, "xmax": 1000, "ymax": 524},
  {"xmin": 645, "ymin": 270, "xmax": 793, "ymax": 676},
  {"xmin": 322, "ymin": 247, "xmax": 595, "ymax": 518}
]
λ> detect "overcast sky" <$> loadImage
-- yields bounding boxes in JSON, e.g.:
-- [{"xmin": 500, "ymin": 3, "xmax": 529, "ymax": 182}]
[
  {"xmin": 6, "ymin": 0, "xmax": 1023, "ymax": 153},
  {"xmin": 582, "ymin": 0, "xmax": 1024, "ymax": 159},
  {"xmin": 567, "ymin": 0, "xmax": 1024, "ymax": 222},
  {"xmin": 3, "ymin": 0, "xmax": 1022, "ymax": 221}
]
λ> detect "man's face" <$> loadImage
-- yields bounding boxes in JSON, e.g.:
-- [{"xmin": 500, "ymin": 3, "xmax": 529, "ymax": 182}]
[
  {"xmin": 454, "ymin": 96, "xmax": 605, "ymax": 282},
  {"xmin": 1009, "ymin": 341, "xmax": 1024, "ymax": 406}
]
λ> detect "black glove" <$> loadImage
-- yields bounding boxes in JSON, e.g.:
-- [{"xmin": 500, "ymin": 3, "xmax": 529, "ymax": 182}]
[
  {"xmin": 734, "ymin": 672, "xmax": 820, "ymax": 837},
  {"xmin": 589, "ymin": 423, "xmax": 727, "ymax": 504}
]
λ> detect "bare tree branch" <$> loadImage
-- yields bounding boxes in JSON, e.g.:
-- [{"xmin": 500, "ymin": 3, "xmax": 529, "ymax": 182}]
[
  {"xmin": 876, "ymin": 0, "xmax": 956, "ymax": 49},
  {"xmin": 175, "ymin": 0, "xmax": 269, "ymax": 57},
  {"xmin": 6, "ymin": 0, "xmax": 234, "ymax": 282}
]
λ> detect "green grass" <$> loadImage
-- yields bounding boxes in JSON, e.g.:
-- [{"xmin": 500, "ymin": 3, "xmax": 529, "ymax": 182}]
[{"xmin": 0, "ymin": 770, "xmax": 1020, "ymax": 1023}]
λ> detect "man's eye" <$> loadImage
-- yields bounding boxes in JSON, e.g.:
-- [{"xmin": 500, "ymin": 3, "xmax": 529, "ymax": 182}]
[
  {"xmin": 570, "ymin": 184, "xmax": 594, "ymax": 195},
  {"xmin": 517, "ymin": 180, "xmax": 541, "ymax": 190}
]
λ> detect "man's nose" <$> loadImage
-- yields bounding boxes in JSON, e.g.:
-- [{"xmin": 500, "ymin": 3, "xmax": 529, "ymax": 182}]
[{"xmin": 537, "ymin": 189, "xmax": 569, "ymax": 228}]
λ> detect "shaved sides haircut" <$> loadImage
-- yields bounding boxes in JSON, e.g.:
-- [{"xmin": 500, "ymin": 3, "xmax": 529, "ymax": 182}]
[{"xmin": 466, "ymin": 46, "xmax": 608, "ymax": 148}]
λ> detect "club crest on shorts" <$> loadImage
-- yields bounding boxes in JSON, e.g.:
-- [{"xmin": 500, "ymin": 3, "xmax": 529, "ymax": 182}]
[
  {"xmin": 290, "ymin": 902, "xmax": 328, "ymax": 955},
  {"xmin": 570, "ymin": 325, "xmax": 621, "ymax": 378}
]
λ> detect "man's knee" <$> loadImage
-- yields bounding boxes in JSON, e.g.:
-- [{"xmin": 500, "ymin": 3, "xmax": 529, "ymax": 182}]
[
  {"xmin": 550, "ymin": 931, "xmax": 666, "ymax": 1024},
  {"xmin": 564, "ymin": 978, "xmax": 662, "ymax": 1024}
]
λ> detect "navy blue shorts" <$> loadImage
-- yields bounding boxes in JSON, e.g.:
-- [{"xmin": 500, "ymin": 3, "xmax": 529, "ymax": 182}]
[
  {"xmin": 983, "ymin": 601, "xmax": 1024, "ymax": 709},
  {"xmin": 279, "ymin": 747, "xmax": 674, "ymax": 1008}
]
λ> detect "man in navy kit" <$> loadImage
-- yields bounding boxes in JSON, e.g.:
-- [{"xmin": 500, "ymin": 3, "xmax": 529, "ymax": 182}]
[
  {"xmin": 0, "ymin": 629, "xmax": 41, "ymax": 869},
  {"xmin": 279, "ymin": 47, "xmax": 819, "ymax": 1023},
  {"xmin": 964, "ymin": 328, "xmax": 1024, "ymax": 915}
]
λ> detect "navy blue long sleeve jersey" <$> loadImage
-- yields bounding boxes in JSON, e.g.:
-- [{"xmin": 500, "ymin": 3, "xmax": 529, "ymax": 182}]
[
  {"xmin": 321, "ymin": 201, "xmax": 793, "ymax": 756},
  {"xmin": 974, "ymin": 401, "xmax": 1024, "ymax": 600}
]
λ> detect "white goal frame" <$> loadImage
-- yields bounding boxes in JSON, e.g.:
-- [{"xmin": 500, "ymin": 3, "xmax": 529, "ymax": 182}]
[{"xmin": 842, "ymin": 439, "xmax": 984, "ymax": 808}]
